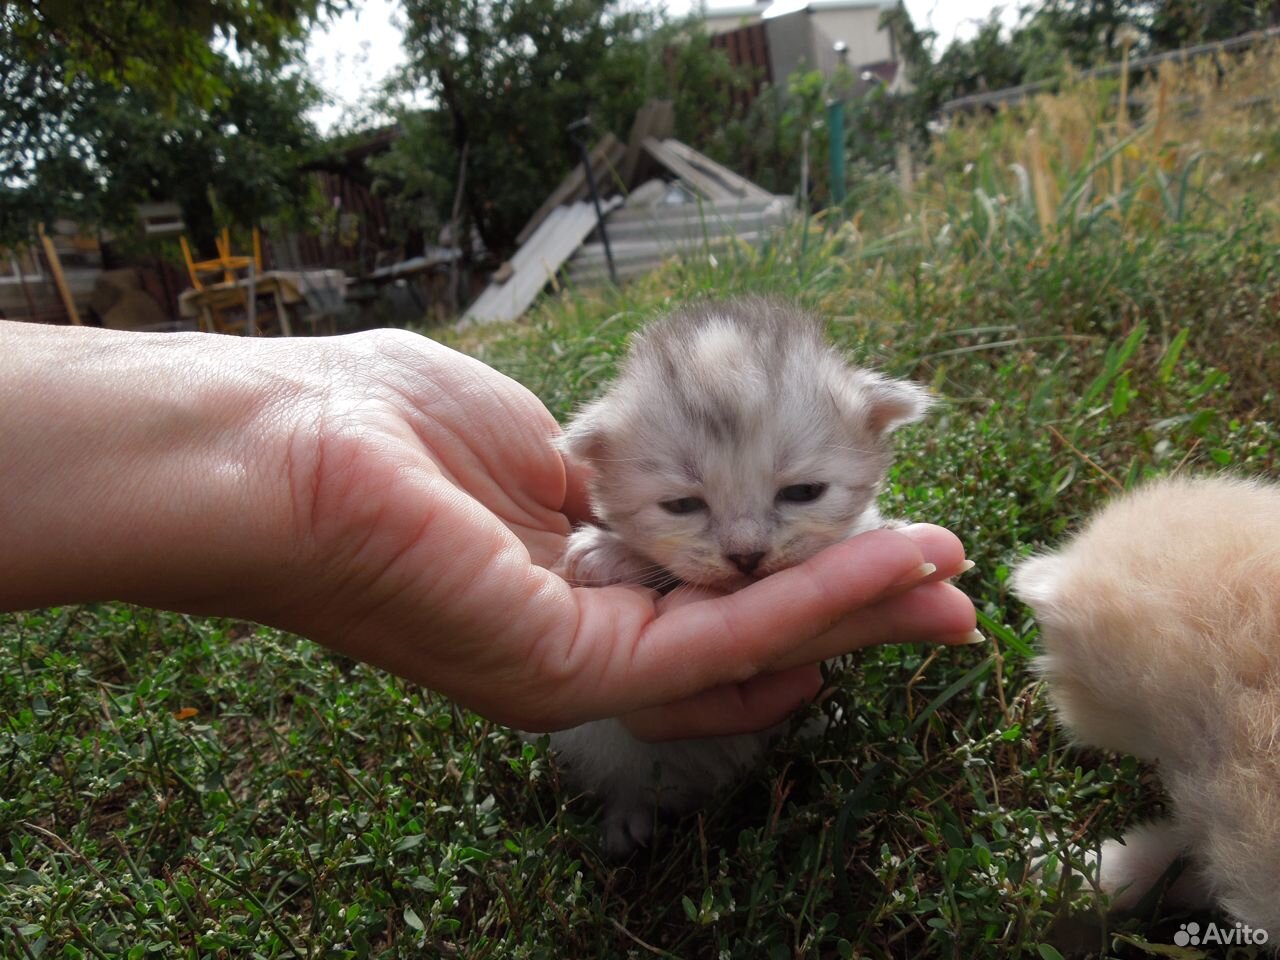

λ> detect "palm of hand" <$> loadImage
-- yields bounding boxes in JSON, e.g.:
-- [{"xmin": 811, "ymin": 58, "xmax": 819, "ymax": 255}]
[
  {"xmin": 268, "ymin": 331, "xmax": 973, "ymax": 738},
  {"xmin": 272, "ymin": 332, "xmax": 599, "ymax": 724}
]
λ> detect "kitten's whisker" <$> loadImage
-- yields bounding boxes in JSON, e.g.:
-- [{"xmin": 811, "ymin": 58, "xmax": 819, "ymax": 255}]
[
  {"xmin": 558, "ymin": 561, "xmax": 676, "ymax": 587},
  {"xmin": 562, "ymin": 572, "xmax": 665, "ymax": 586},
  {"xmin": 661, "ymin": 581, "xmax": 703, "ymax": 601}
]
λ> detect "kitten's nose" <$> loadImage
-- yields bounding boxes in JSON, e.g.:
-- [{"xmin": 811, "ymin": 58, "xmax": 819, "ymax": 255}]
[{"xmin": 726, "ymin": 551, "xmax": 766, "ymax": 575}]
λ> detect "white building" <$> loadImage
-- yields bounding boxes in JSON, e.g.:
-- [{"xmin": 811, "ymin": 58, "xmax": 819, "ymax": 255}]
[{"xmin": 704, "ymin": 0, "xmax": 905, "ymax": 92}]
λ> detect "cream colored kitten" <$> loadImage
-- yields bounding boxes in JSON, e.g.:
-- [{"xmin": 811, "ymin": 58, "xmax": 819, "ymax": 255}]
[
  {"xmin": 1013, "ymin": 475, "xmax": 1280, "ymax": 935},
  {"xmin": 543, "ymin": 297, "xmax": 931, "ymax": 856}
]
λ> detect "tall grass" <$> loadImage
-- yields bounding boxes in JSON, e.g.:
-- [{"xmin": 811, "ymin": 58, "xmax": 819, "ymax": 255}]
[{"xmin": 2, "ymin": 44, "xmax": 1279, "ymax": 960}]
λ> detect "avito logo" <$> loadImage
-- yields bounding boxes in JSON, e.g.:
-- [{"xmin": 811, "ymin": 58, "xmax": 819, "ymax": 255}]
[{"xmin": 1173, "ymin": 920, "xmax": 1269, "ymax": 947}]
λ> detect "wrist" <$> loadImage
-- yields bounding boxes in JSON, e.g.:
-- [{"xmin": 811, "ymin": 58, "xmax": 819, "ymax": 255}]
[{"xmin": 0, "ymin": 321, "xmax": 313, "ymax": 617}]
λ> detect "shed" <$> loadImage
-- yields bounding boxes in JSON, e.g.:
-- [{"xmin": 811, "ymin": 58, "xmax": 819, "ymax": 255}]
[{"xmin": 460, "ymin": 110, "xmax": 795, "ymax": 327}]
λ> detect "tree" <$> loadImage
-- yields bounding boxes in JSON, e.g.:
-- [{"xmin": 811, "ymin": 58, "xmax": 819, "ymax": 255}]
[
  {"xmin": 1, "ymin": 2, "xmax": 334, "ymax": 248},
  {"xmin": 385, "ymin": 0, "xmax": 661, "ymax": 255},
  {"xmin": 3, "ymin": 0, "xmax": 346, "ymax": 106},
  {"xmin": 893, "ymin": 0, "xmax": 1280, "ymax": 118},
  {"xmin": 1147, "ymin": 0, "xmax": 1279, "ymax": 48},
  {"xmin": 1, "ymin": 36, "xmax": 322, "ymax": 249},
  {"xmin": 1034, "ymin": 0, "xmax": 1276, "ymax": 58}
]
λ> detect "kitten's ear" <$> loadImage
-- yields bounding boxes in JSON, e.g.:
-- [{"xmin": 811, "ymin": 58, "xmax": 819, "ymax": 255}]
[
  {"xmin": 1010, "ymin": 554, "xmax": 1066, "ymax": 615},
  {"xmin": 558, "ymin": 400, "xmax": 611, "ymax": 463},
  {"xmin": 842, "ymin": 370, "xmax": 933, "ymax": 437}
]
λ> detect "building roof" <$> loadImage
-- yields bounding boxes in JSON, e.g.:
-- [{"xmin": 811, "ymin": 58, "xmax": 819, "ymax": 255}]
[
  {"xmin": 802, "ymin": 0, "xmax": 896, "ymax": 10},
  {"xmin": 704, "ymin": 3, "xmax": 768, "ymax": 18},
  {"xmin": 706, "ymin": 0, "xmax": 891, "ymax": 20},
  {"xmin": 760, "ymin": 0, "xmax": 893, "ymax": 15}
]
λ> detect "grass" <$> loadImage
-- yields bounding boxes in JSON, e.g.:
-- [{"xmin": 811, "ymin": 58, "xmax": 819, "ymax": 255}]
[{"xmin": 4, "ymin": 52, "xmax": 1280, "ymax": 960}]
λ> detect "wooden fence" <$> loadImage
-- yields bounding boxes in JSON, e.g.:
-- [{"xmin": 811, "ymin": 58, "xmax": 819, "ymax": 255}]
[{"xmin": 710, "ymin": 22, "xmax": 773, "ymax": 111}]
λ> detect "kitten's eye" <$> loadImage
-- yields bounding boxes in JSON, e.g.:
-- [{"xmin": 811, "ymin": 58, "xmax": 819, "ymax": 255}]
[
  {"xmin": 659, "ymin": 496, "xmax": 708, "ymax": 515},
  {"xmin": 777, "ymin": 483, "xmax": 828, "ymax": 504}
]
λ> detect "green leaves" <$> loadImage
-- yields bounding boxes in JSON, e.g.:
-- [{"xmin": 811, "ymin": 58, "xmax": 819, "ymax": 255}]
[
  {"xmin": 383, "ymin": 0, "xmax": 662, "ymax": 254},
  {"xmin": 1, "ymin": 5, "xmax": 326, "ymax": 247},
  {"xmin": 3, "ymin": 1, "xmax": 344, "ymax": 107}
]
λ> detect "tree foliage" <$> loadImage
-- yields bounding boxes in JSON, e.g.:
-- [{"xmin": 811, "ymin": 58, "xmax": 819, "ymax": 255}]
[
  {"xmin": 1, "ymin": 2, "xmax": 333, "ymax": 248},
  {"xmin": 3, "ymin": 0, "xmax": 345, "ymax": 105},
  {"xmin": 889, "ymin": 0, "xmax": 1278, "ymax": 119},
  {"xmin": 1, "ymin": 44, "xmax": 321, "ymax": 249},
  {"xmin": 381, "ymin": 0, "xmax": 670, "ymax": 255}
]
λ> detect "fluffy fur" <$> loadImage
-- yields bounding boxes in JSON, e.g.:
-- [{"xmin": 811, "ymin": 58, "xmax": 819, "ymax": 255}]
[
  {"xmin": 1012, "ymin": 475, "xmax": 1280, "ymax": 934},
  {"xmin": 544, "ymin": 297, "xmax": 931, "ymax": 855}
]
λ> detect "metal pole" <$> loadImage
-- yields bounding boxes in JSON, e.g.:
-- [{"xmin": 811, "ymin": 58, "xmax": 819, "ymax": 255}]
[
  {"xmin": 568, "ymin": 117, "xmax": 618, "ymax": 285},
  {"xmin": 827, "ymin": 98, "xmax": 846, "ymax": 209}
]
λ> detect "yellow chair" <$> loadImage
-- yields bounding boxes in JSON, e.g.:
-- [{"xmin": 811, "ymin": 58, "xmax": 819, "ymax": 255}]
[{"xmin": 178, "ymin": 228, "xmax": 272, "ymax": 333}]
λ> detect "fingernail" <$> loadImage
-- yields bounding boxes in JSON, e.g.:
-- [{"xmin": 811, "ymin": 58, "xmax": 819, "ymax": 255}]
[
  {"xmin": 892, "ymin": 562, "xmax": 936, "ymax": 589},
  {"xmin": 958, "ymin": 559, "xmax": 976, "ymax": 573},
  {"xmin": 945, "ymin": 629, "xmax": 986, "ymax": 645}
]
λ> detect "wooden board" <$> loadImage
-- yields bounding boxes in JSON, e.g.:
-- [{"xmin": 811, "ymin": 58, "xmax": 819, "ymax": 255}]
[
  {"xmin": 640, "ymin": 138, "xmax": 735, "ymax": 202},
  {"xmin": 513, "ymin": 134, "xmax": 625, "ymax": 247},
  {"xmin": 462, "ymin": 198, "xmax": 622, "ymax": 327},
  {"xmin": 621, "ymin": 99, "xmax": 675, "ymax": 187},
  {"xmin": 37, "ymin": 224, "xmax": 82, "ymax": 325},
  {"xmin": 657, "ymin": 139, "xmax": 775, "ymax": 202}
]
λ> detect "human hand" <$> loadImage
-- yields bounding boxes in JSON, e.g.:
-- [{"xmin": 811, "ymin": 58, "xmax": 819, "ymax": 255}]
[
  {"xmin": 0, "ymin": 324, "xmax": 977, "ymax": 740},
  {"xmin": 618, "ymin": 523, "xmax": 976, "ymax": 741},
  {"xmin": 246, "ymin": 331, "xmax": 977, "ymax": 738}
]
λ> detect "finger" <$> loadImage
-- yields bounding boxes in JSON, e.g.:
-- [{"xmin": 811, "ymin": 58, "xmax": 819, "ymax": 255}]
[
  {"xmin": 621, "ymin": 665, "xmax": 824, "ymax": 742},
  {"xmin": 771, "ymin": 581, "xmax": 979, "ymax": 669},
  {"xmin": 599, "ymin": 528, "xmax": 931, "ymax": 708},
  {"xmin": 894, "ymin": 523, "xmax": 971, "ymax": 580},
  {"xmin": 654, "ymin": 582, "xmax": 724, "ymax": 611}
]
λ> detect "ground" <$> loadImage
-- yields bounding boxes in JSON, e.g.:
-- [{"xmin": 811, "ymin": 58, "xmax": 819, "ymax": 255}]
[{"xmin": 3, "ymin": 69, "xmax": 1280, "ymax": 959}]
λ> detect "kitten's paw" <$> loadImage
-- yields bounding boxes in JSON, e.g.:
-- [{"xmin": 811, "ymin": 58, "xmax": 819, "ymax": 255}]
[
  {"xmin": 1092, "ymin": 822, "xmax": 1209, "ymax": 912},
  {"xmin": 601, "ymin": 800, "xmax": 658, "ymax": 858},
  {"xmin": 560, "ymin": 525, "xmax": 662, "ymax": 587}
]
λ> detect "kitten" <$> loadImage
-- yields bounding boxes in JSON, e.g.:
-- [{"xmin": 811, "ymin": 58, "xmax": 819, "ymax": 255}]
[
  {"xmin": 545, "ymin": 297, "xmax": 932, "ymax": 856},
  {"xmin": 1012, "ymin": 475, "xmax": 1280, "ymax": 935}
]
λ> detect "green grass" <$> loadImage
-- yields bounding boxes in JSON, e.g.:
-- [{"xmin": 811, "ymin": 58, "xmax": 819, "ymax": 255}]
[{"xmin": 4, "ymin": 153, "xmax": 1279, "ymax": 958}]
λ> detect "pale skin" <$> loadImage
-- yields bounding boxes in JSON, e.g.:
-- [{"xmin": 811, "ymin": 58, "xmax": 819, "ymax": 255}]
[{"xmin": 0, "ymin": 321, "xmax": 978, "ymax": 741}]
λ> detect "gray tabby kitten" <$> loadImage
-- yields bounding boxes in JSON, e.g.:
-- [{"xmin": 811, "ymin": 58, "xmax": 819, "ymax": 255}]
[{"xmin": 548, "ymin": 297, "xmax": 931, "ymax": 856}]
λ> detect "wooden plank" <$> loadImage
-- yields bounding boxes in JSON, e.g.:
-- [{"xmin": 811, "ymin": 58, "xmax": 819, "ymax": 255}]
[
  {"xmin": 659, "ymin": 139, "xmax": 775, "ymax": 202},
  {"xmin": 621, "ymin": 99, "xmax": 675, "ymax": 187},
  {"xmin": 640, "ymin": 138, "xmax": 732, "ymax": 201},
  {"xmin": 466, "ymin": 207, "xmax": 570, "ymax": 320},
  {"xmin": 514, "ymin": 134, "xmax": 624, "ymax": 247},
  {"xmin": 462, "ymin": 198, "xmax": 622, "ymax": 327},
  {"xmin": 37, "ymin": 224, "xmax": 82, "ymax": 325}
]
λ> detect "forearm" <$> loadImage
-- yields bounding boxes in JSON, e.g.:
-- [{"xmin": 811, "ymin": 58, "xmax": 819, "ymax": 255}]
[{"xmin": 0, "ymin": 321, "xmax": 308, "ymax": 616}]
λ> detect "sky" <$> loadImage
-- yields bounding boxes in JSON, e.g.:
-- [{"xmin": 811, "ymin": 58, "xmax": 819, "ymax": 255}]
[{"xmin": 305, "ymin": 0, "xmax": 1020, "ymax": 134}]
